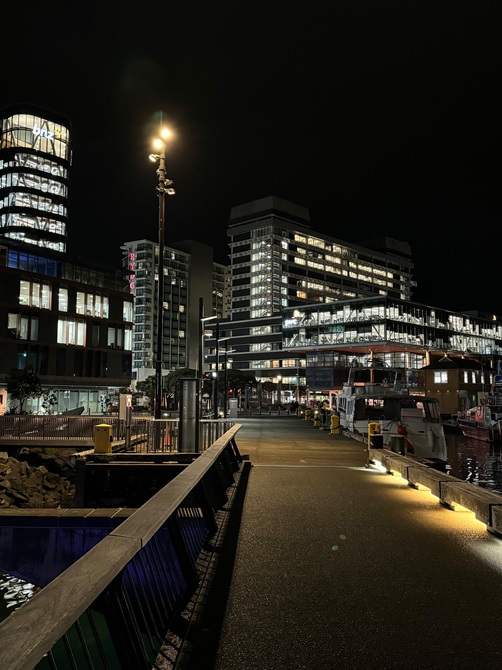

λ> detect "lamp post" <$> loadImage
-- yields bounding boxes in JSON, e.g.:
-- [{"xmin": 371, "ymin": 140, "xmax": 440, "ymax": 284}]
[
  {"xmin": 277, "ymin": 375, "xmax": 282, "ymax": 406},
  {"xmin": 212, "ymin": 326, "xmax": 229, "ymax": 419},
  {"xmin": 212, "ymin": 322, "xmax": 220, "ymax": 419},
  {"xmin": 200, "ymin": 313, "xmax": 217, "ymax": 379},
  {"xmin": 149, "ymin": 127, "xmax": 175, "ymax": 448},
  {"xmin": 222, "ymin": 348, "xmax": 235, "ymax": 418}
]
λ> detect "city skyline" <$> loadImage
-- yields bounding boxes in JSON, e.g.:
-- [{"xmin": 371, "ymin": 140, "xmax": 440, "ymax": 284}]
[{"xmin": 2, "ymin": 3, "xmax": 500, "ymax": 315}]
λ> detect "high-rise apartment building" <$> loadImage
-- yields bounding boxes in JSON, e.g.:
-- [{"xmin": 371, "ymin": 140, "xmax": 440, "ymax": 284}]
[
  {"xmin": 205, "ymin": 196, "xmax": 415, "ymax": 399},
  {"xmin": 228, "ymin": 196, "xmax": 414, "ymax": 319},
  {"xmin": 122, "ymin": 239, "xmax": 230, "ymax": 383},
  {"xmin": 0, "ymin": 105, "xmax": 70, "ymax": 253}
]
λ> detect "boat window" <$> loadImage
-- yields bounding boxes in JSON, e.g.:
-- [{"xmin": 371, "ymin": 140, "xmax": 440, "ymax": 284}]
[
  {"xmin": 354, "ymin": 398, "xmax": 389, "ymax": 420},
  {"xmin": 421, "ymin": 400, "xmax": 441, "ymax": 420}
]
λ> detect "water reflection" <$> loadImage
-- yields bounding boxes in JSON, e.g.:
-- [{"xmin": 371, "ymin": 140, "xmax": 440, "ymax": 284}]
[
  {"xmin": 0, "ymin": 571, "xmax": 40, "ymax": 623},
  {"xmin": 446, "ymin": 432, "xmax": 502, "ymax": 494}
]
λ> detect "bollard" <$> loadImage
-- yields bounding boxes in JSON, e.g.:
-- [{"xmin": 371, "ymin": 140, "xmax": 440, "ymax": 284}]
[
  {"xmin": 94, "ymin": 423, "xmax": 113, "ymax": 453},
  {"xmin": 391, "ymin": 435, "xmax": 405, "ymax": 454},
  {"xmin": 367, "ymin": 421, "xmax": 382, "ymax": 450},
  {"xmin": 313, "ymin": 410, "xmax": 321, "ymax": 428},
  {"xmin": 330, "ymin": 414, "xmax": 340, "ymax": 435},
  {"xmin": 305, "ymin": 408, "xmax": 312, "ymax": 422}
]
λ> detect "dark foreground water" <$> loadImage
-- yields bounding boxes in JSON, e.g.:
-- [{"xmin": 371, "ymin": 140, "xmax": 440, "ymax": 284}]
[
  {"xmin": 445, "ymin": 431, "xmax": 502, "ymax": 491},
  {"xmin": 2, "ymin": 432, "xmax": 502, "ymax": 626}
]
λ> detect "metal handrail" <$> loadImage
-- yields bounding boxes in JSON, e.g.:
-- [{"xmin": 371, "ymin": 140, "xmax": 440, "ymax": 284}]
[
  {"xmin": 0, "ymin": 415, "xmax": 235, "ymax": 453},
  {"xmin": 0, "ymin": 424, "xmax": 243, "ymax": 670}
]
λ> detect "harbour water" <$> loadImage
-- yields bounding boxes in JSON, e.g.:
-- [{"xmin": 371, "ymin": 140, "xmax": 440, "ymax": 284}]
[
  {"xmin": 445, "ymin": 431, "xmax": 502, "ymax": 491},
  {"xmin": 1, "ymin": 432, "xmax": 502, "ymax": 626}
]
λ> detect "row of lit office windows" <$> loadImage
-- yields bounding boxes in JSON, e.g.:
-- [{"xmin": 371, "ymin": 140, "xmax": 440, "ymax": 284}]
[{"xmin": 19, "ymin": 281, "xmax": 133, "ymax": 322}]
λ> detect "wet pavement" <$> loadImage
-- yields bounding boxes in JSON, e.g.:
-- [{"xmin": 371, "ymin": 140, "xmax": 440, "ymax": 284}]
[{"xmin": 176, "ymin": 414, "xmax": 502, "ymax": 670}]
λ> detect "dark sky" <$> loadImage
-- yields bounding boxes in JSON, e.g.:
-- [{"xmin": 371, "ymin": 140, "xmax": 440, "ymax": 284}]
[{"xmin": 3, "ymin": 2, "xmax": 501, "ymax": 315}]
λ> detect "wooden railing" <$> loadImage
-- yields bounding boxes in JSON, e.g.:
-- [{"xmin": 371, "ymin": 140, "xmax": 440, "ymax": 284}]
[{"xmin": 0, "ymin": 425, "xmax": 244, "ymax": 670}]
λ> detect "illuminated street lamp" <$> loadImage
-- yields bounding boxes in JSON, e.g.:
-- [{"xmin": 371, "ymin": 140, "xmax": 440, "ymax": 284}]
[
  {"xmin": 277, "ymin": 375, "xmax": 282, "ymax": 406},
  {"xmin": 149, "ymin": 126, "xmax": 175, "ymax": 448}
]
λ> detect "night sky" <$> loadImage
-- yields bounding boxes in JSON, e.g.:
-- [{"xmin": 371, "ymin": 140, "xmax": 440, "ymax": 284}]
[{"xmin": 3, "ymin": 2, "xmax": 501, "ymax": 314}]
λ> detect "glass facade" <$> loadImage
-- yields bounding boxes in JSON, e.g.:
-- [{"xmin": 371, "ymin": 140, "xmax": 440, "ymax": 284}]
[
  {"xmin": 0, "ymin": 107, "xmax": 71, "ymax": 252},
  {"xmin": 123, "ymin": 240, "xmax": 190, "ymax": 378},
  {"xmin": 282, "ymin": 297, "xmax": 502, "ymax": 358}
]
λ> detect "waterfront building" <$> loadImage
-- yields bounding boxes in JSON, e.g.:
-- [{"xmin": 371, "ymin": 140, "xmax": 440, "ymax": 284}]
[
  {"xmin": 0, "ymin": 105, "xmax": 70, "ymax": 253},
  {"xmin": 205, "ymin": 196, "xmax": 415, "ymax": 402},
  {"xmin": 0, "ymin": 105, "xmax": 133, "ymax": 415},
  {"xmin": 281, "ymin": 295, "xmax": 502, "ymax": 413},
  {"xmin": 0, "ymin": 239, "xmax": 133, "ymax": 415},
  {"xmin": 122, "ymin": 238, "xmax": 230, "ymax": 383}
]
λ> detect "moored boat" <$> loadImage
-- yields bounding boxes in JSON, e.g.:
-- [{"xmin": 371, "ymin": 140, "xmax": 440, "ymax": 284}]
[
  {"xmin": 336, "ymin": 362, "xmax": 447, "ymax": 466},
  {"xmin": 457, "ymin": 372, "xmax": 502, "ymax": 443}
]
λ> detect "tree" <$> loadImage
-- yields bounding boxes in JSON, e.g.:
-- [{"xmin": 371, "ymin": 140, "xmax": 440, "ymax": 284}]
[
  {"xmin": 223, "ymin": 369, "xmax": 258, "ymax": 394},
  {"xmin": 136, "ymin": 369, "xmax": 198, "ymax": 411},
  {"xmin": 164, "ymin": 368, "xmax": 197, "ymax": 409},
  {"xmin": 41, "ymin": 390, "xmax": 58, "ymax": 415},
  {"xmin": 136, "ymin": 376, "xmax": 156, "ymax": 410},
  {"xmin": 6, "ymin": 366, "xmax": 43, "ymax": 414}
]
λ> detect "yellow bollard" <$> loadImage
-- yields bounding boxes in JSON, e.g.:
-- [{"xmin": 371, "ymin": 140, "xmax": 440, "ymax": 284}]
[
  {"xmin": 313, "ymin": 409, "xmax": 321, "ymax": 427},
  {"xmin": 305, "ymin": 408, "xmax": 312, "ymax": 422},
  {"xmin": 330, "ymin": 414, "xmax": 340, "ymax": 435},
  {"xmin": 94, "ymin": 423, "xmax": 113, "ymax": 453},
  {"xmin": 367, "ymin": 421, "xmax": 382, "ymax": 450}
]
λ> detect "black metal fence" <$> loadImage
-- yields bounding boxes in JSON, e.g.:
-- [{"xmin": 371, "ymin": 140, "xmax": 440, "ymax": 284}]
[
  {"xmin": 0, "ymin": 424, "xmax": 243, "ymax": 670},
  {"xmin": 0, "ymin": 415, "xmax": 235, "ymax": 453}
]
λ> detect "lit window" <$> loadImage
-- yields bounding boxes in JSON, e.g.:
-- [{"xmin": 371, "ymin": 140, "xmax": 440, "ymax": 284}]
[
  {"xmin": 19, "ymin": 280, "xmax": 51, "ymax": 309},
  {"xmin": 57, "ymin": 318, "xmax": 86, "ymax": 345},
  {"xmin": 58, "ymin": 287, "xmax": 68, "ymax": 312},
  {"xmin": 434, "ymin": 371, "xmax": 448, "ymax": 384}
]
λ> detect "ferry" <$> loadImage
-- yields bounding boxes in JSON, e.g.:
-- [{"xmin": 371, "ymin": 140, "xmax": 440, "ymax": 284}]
[{"xmin": 336, "ymin": 362, "xmax": 448, "ymax": 466}]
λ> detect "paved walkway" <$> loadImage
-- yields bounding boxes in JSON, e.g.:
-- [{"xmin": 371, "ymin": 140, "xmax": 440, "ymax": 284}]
[{"xmin": 177, "ymin": 415, "xmax": 502, "ymax": 670}]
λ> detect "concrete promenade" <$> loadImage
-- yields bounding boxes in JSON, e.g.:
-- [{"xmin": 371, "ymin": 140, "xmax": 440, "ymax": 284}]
[{"xmin": 177, "ymin": 414, "xmax": 502, "ymax": 670}]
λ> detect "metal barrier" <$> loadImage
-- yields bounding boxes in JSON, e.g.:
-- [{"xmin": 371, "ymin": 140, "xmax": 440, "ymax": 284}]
[
  {"xmin": 0, "ymin": 415, "xmax": 235, "ymax": 453},
  {"xmin": 0, "ymin": 424, "xmax": 244, "ymax": 670},
  {"xmin": 0, "ymin": 415, "xmax": 150, "ymax": 443}
]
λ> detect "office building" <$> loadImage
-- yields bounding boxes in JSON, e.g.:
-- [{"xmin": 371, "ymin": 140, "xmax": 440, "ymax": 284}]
[
  {"xmin": 0, "ymin": 105, "xmax": 132, "ymax": 415},
  {"xmin": 0, "ymin": 104, "xmax": 70, "ymax": 253},
  {"xmin": 0, "ymin": 239, "xmax": 133, "ymax": 415}
]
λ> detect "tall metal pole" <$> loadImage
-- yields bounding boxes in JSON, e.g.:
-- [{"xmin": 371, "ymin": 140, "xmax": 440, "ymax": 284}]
[
  {"xmin": 154, "ymin": 145, "xmax": 166, "ymax": 430},
  {"xmin": 198, "ymin": 297, "xmax": 204, "ymax": 380},
  {"xmin": 213, "ymin": 322, "xmax": 220, "ymax": 419},
  {"xmin": 148, "ymin": 126, "xmax": 174, "ymax": 450},
  {"xmin": 223, "ymin": 349, "xmax": 228, "ymax": 419}
]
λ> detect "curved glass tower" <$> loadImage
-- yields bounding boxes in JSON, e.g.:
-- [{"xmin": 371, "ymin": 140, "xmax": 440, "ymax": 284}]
[{"xmin": 0, "ymin": 105, "xmax": 71, "ymax": 252}]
